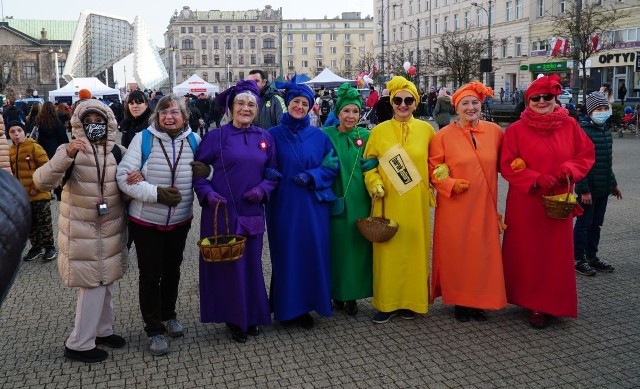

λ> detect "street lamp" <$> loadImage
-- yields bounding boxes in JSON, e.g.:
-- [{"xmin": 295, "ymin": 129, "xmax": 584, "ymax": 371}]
[
  {"xmin": 48, "ymin": 47, "xmax": 63, "ymax": 90},
  {"xmin": 380, "ymin": 1, "xmax": 399, "ymax": 86},
  {"xmin": 402, "ymin": 19, "xmax": 420, "ymax": 89},
  {"xmin": 168, "ymin": 45, "xmax": 178, "ymax": 90},
  {"xmin": 471, "ymin": 0, "xmax": 493, "ymax": 87}
]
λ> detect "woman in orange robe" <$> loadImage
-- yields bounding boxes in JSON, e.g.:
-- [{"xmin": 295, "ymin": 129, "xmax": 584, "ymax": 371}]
[{"xmin": 429, "ymin": 82, "xmax": 507, "ymax": 322}]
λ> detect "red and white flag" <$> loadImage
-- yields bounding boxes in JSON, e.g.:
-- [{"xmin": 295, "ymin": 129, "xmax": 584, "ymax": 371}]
[
  {"xmin": 369, "ymin": 64, "xmax": 378, "ymax": 76},
  {"xmin": 550, "ymin": 37, "xmax": 564, "ymax": 56},
  {"xmin": 562, "ymin": 39, "xmax": 571, "ymax": 55},
  {"xmin": 590, "ymin": 34, "xmax": 602, "ymax": 52}
]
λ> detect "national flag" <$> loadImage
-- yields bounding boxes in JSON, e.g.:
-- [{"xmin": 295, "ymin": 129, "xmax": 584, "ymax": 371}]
[
  {"xmin": 550, "ymin": 37, "xmax": 564, "ymax": 57},
  {"xmin": 590, "ymin": 34, "xmax": 602, "ymax": 52},
  {"xmin": 562, "ymin": 39, "xmax": 571, "ymax": 55}
]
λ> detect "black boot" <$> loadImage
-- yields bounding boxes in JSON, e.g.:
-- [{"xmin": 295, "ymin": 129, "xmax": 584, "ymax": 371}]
[{"xmin": 454, "ymin": 305, "xmax": 470, "ymax": 322}]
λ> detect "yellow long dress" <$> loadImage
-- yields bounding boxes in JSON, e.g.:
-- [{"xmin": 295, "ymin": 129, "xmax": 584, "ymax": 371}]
[{"xmin": 363, "ymin": 117, "xmax": 436, "ymax": 313}]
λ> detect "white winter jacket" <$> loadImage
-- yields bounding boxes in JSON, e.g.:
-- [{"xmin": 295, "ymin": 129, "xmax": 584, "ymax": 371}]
[{"xmin": 116, "ymin": 124, "xmax": 200, "ymax": 226}]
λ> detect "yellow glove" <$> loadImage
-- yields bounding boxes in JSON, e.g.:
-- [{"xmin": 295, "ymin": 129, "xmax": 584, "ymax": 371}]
[
  {"xmin": 433, "ymin": 163, "xmax": 450, "ymax": 181},
  {"xmin": 372, "ymin": 184, "xmax": 385, "ymax": 198},
  {"xmin": 452, "ymin": 179, "xmax": 470, "ymax": 194}
]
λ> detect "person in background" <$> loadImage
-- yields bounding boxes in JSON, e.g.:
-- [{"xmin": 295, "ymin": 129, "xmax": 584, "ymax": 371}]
[
  {"xmin": 363, "ymin": 76, "xmax": 436, "ymax": 323},
  {"xmin": 427, "ymin": 86, "xmax": 438, "ymax": 120},
  {"xmin": 148, "ymin": 90, "xmax": 163, "ymax": 111},
  {"xmin": 266, "ymin": 81, "xmax": 339, "ymax": 329},
  {"xmin": 500, "ymin": 87, "xmax": 506, "ymax": 104},
  {"xmin": 323, "ymin": 83, "xmax": 373, "ymax": 317},
  {"xmin": 116, "ymin": 94, "xmax": 206, "ymax": 356},
  {"xmin": 365, "ymin": 85, "xmax": 379, "ymax": 125},
  {"xmin": 119, "ymin": 90, "xmax": 152, "ymax": 148},
  {"xmin": 25, "ymin": 102, "xmax": 41, "ymax": 135},
  {"xmin": 195, "ymin": 93, "xmax": 210, "ymax": 135},
  {"xmin": 0, "ymin": 116, "xmax": 11, "ymax": 173},
  {"xmin": 429, "ymin": 82, "xmax": 507, "ymax": 323},
  {"xmin": 618, "ymin": 81, "xmax": 627, "ymax": 105},
  {"xmin": 317, "ymin": 91, "xmax": 334, "ymax": 126},
  {"xmin": 374, "ymin": 89, "xmax": 393, "ymax": 124},
  {"xmin": 0, "ymin": 168, "xmax": 31, "ymax": 307},
  {"xmin": 34, "ymin": 101, "xmax": 68, "ymax": 159},
  {"xmin": 7, "ymin": 121, "xmax": 57, "ymax": 263},
  {"xmin": 193, "ymin": 80, "xmax": 277, "ymax": 343},
  {"xmin": 209, "ymin": 93, "xmax": 223, "ymax": 129},
  {"xmin": 573, "ymin": 92, "xmax": 622, "ymax": 276},
  {"xmin": 56, "ymin": 103, "xmax": 72, "ymax": 132},
  {"xmin": 433, "ymin": 88, "xmax": 454, "ymax": 130},
  {"xmin": 33, "ymin": 99, "xmax": 128, "ymax": 363},
  {"xmin": 500, "ymin": 74, "xmax": 595, "ymax": 329},
  {"xmin": 247, "ymin": 69, "xmax": 286, "ymax": 130}
]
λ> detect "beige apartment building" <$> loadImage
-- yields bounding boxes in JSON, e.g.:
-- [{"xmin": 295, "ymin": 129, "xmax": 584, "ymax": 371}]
[{"xmin": 374, "ymin": 0, "xmax": 640, "ymax": 101}]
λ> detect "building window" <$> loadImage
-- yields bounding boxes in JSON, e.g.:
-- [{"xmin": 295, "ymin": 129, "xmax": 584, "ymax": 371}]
[
  {"xmin": 444, "ymin": 16, "xmax": 449, "ymax": 32},
  {"xmin": 316, "ymin": 59, "xmax": 323, "ymax": 67},
  {"xmin": 182, "ymin": 55, "xmax": 194, "ymax": 66},
  {"xmin": 516, "ymin": 0, "xmax": 523, "ymax": 18},
  {"xmin": 263, "ymin": 38, "xmax": 275, "ymax": 49},
  {"xmin": 331, "ymin": 47, "xmax": 337, "ymax": 54},
  {"xmin": 316, "ymin": 47, "xmax": 322, "ymax": 55},
  {"xmin": 213, "ymin": 26, "xmax": 219, "ymax": 33},
  {"xmin": 515, "ymin": 37, "xmax": 522, "ymax": 56},
  {"xmin": 359, "ymin": 33, "xmax": 365, "ymax": 41},
  {"xmin": 238, "ymin": 39, "xmax": 244, "ymax": 49},
  {"xmin": 250, "ymin": 39, "xmax": 256, "ymax": 49},
  {"xmin": 201, "ymin": 55, "xmax": 207, "ymax": 65},
  {"xmin": 250, "ymin": 26, "xmax": 255, "ymax": 32},
  {"xmin": 182, "ymin": 39, "xmax": 194, "ymax": 49},
  {"xmin": 214, "ymin": 40, "xmax": 219, "ymax": 49},
  {"xmin": 202, "ymin": 72, "xmax": 208, "ymax": 81},
  {"xmin": 201, "ymin": 26, "xmax": 206, "ymax": 33},
  {"xmin": 345, "ymin": 59, "xmax": 351, "ymax": 68},
  {"xmin": 251, "ymin": 54, "xmax": 256, "ymax": 64},
  {"xmin": 225, "ymin": 39, "xmax": 231, "ymax": 50},
  {"xmin": 464, "ymin": 11, "xmax": 470, "ymax": 28},
  {"xmin": 434, "ymin": 18, "xmax": 439, "ymax": 34},
  {"xmin": 239, "ymin": 56, "xmax": 244, "ymax": 65},
  {"xmin": 302, "ymin": 47, "xmax": 308, "ymax": 55},
  {"xmin": 188, "ymin": 27, "xmax": 193, "ymax": 33},
  {"xmin": 476, "ymin": 9, "xmax": 483, "ymax": 26},
  {"xmin": 330, "ymin": 33, "xmax": 337, "ymax": 41},
  {"xmin": 226, "ymin": 55, "xmax": 232, "ymax": 65},
  {"xmin": 301, "ymin": 60, "xmax": 308, "ymax": 68},
  {"xmin": 331, "ymin": 60, "xmax": 337, "ymax": 68},
  {"xmin": 501, "ymin": 40, "xmax": 507, "ymax": 57},
  {"xmin": 201, "ymin": 39, "xmax": 207, "ymax": 49},
  {"xmin": 316, "ymin": 34, "xmax": 322, "ymax": 41},
  {"xmin": 287, "ymin": 60, "xmax": 294, "ymax": 68},
  {"xmin": 215, "ymin": 72, "xmax": 220, "ymax": 83},
  {"xmin": 264, "ymin": 54, "xmax": 276, "ymax": 65},
  {"xmin": 22, "ymin": 61, "xmax": 36, "ymax": 79},
  {"xmin": 302, "ymin": 34, "xmax": 308, "ymax": 42},
  {"xmin": 214, "ymin": 55, "xmax": 220, "ymax": 65},
  {"xmin": 262, "ymin": 26, "xmax": 268, "ymax": 32},
  {"xmin": 506, "ymin": 1, "xmax": 513, "ymax": 21},
  {"xmin": 454, "ymin": 14, "xmax": 459, "ymax": 30},
  {"xmin": 225, "ymin": 26, "xmax": 231, "ymax": 33},
  {"xmin": 181, "ymin": 27, "xmax": 186, "ymax": 33},
  {"xmin": 287, "ymin": 34, "xmax": 293, "ymax": 42},
  {"xmin": 537, "ymin": 0, "xmax": 544, "ymax": 17},
  {"xmin": 238, "ymin": 26, "xmax": 243, "ymax": 33}
]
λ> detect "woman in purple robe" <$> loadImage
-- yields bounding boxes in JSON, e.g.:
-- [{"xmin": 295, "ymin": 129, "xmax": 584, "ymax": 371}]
[
  {"xmin": 193, "ymin": 80, "xmax": 277, "ymax": 343},
  {"xmin": 266, "ymin": 81, "xmax": 339, "ymax": 329}
]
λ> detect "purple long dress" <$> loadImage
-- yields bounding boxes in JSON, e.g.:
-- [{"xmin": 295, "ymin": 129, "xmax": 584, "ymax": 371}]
[{"xmin": 193, "ymin": 123, "xmax": 277, "ymax": 331}]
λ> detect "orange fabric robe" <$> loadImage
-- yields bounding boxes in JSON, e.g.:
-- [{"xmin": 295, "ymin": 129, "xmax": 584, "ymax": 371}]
[{"xmin": 429, "ymin": 120, "xmax": 507, "ymax": 310}]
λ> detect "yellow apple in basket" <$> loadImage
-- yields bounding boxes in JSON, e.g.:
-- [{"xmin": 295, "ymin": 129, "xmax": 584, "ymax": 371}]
[
  {"xmin": 201, "ymin": 238, "xmax": 211, "ymax": 245},
  {"xmin": 388, "ymin": 219, "xmax": 398, "ymax": 227}
]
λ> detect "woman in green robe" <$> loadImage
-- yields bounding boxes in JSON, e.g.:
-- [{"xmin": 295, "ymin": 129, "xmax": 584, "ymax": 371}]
[{"xmin": 323, "ymin": 83, "xmax": 374, "ymax": 316}]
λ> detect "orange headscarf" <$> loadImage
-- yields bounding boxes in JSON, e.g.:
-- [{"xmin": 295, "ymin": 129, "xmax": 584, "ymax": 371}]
[{"xmin": 451, "ymin": 82, "xmax": 494, "ymax": 108}]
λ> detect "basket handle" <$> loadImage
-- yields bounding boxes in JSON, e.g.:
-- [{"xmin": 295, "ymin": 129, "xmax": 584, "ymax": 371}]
[
  {"xmin": 564, "ymin": 176, "xmax": 571, "ymax": 202},
  {"xmin": 370, "ymin": 195, "xmax": 386, "ymax": 219},
  {"xmin": 212, "ymin": 202, "xmax": 231, "ymax": 244}
]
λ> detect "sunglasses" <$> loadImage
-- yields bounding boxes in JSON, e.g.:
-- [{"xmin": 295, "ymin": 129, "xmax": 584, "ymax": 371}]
[
  {"xmin": 529, "ymin": 94, "xmax": 555, "ymax": 102},
  {"xmin": 392, "ymin": 96, "xmax": 416, "ymax": 106}
]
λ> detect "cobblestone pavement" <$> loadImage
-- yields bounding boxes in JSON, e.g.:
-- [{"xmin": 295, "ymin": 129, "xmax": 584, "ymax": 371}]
[{"xmin": 1, "ymin": 133, "xmax": 639, "ymax": 388}]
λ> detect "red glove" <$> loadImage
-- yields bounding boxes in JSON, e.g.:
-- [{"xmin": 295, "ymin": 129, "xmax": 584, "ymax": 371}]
[
  {"xmin": 536, "ymin": 174, "xmax": 559, "ymax": 190},
  {"xmin": 557, "ymin": 166, "xmax": 572, "ymax": 180},
  {"xmin": 452, "ymin": 179, "xmax": 470, "ymax": 194}
]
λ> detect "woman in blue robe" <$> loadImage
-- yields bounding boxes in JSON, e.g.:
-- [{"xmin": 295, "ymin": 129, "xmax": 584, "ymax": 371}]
[
  {"xmin": 266, "ymin": 81, "xmax": 339, "ymax": 329},
  {"xmin": 193, "ymin": 80, "xmax": 277, "ymax": 343}
]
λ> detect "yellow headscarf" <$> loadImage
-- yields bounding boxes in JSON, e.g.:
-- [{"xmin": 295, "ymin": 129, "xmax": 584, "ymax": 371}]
[{"xmin": 386, "ymin": 76, "xmax": 420, "ymax": 105}]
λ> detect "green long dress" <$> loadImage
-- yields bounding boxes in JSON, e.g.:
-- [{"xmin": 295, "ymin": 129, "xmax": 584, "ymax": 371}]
[{"xmin": 323, "ymin": 125, "xmax": 373, "ymax": 301}]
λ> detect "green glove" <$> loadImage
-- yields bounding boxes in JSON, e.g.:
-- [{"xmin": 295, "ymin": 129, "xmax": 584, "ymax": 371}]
[
  {"xmin": 321, "ymin": 149, "xmax": 339, "ymax": 170},
  {"xmin": 360, "ymin": 158, "xmax": 379, "ymax": 172},
  {"xmin": 157, "ymin": 187, "xmax": 182, "ymax": 206}
]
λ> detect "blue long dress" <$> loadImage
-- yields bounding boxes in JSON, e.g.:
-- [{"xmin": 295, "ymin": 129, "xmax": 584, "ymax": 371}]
[
  {"xmin": 266, "ymin": 114, "xmax": 338, "ymax": 321},
  {"xmin": 193, "ymin": 123, "xmax": 277, "ymax": 331}
]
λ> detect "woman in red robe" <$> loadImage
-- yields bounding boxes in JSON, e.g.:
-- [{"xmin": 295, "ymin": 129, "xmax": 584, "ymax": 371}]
[{"xmin": 500, "ymin": 74, "xmax": 594, "ymax": 329}]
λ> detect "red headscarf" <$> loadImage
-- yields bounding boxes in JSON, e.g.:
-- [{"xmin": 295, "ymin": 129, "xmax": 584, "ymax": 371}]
[{"xmin": 524, "ymin": 73, "xmax": 562, "ymax": 102}]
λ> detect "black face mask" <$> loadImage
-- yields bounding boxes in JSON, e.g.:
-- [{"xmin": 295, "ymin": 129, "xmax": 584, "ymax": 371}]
[{"xmin": 84, "ymin": 123, "xmax": 107, "ymax": 141}]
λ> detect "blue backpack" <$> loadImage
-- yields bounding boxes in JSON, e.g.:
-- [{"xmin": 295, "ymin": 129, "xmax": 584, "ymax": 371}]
[{"xmin": 140, "ymin": 129, "xmax": 198, "ymax": 167}]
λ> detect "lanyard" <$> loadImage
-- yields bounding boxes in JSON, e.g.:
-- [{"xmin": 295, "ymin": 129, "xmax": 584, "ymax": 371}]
[
  {"xmin": 90, "ymin": 143, "xmax": 107, "ymax": 201},
  {"xmin": 158, "ymin": 137, "xmax": 185, "ymax": 187}
]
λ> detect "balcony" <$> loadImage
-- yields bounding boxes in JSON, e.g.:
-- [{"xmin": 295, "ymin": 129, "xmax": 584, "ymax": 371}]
[
  {"xmin": 344, "ymin": 40, "xmax": 351, "ymax": 46},
  {"xmin": 315, "ymin": 41, "xmax": 323, "ymax": 46},
  {"xmin": 287, "ymin": 41, "xmax": 294, "ymax": 46}
]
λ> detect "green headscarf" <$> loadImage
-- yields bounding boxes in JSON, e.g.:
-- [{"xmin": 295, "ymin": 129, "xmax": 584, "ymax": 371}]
[{"xmin": 334, "ymin": 82, "xmax": 362, "ymax": 114}]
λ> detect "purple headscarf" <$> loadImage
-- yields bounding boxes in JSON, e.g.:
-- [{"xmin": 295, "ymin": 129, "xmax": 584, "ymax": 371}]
[{"xmin": 215, "ymin": 79, "xmax": 262, "ymax": 116}]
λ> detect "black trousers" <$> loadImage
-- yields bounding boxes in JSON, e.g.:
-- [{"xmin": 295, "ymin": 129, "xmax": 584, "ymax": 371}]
[{"xmin": 129, "ymin": 221, "xmax": 191, "ymax": 337}]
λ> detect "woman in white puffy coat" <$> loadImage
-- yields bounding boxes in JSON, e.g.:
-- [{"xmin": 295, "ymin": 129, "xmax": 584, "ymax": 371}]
[{"xmin": 33, "ymin": 99, "xmax": 128, "ymax": 363}]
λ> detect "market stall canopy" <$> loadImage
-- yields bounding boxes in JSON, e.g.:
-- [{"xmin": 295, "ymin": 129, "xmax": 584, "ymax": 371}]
[
  {"xmin": 304, "ymin": 68, "xmax": 356, "ymax": 88},
  {"xmin": 173, "ymin": 74, "xmax": 220, "ymax": 96},
  {"xmin": 48, "ymin": 77, "xmax": 121, "ymax": 103}
]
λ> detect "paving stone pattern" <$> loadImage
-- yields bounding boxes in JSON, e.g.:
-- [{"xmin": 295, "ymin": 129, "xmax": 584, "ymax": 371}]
[{"xmin": 1, "ymin": 134, "xmax": 639, "ymax": 388}]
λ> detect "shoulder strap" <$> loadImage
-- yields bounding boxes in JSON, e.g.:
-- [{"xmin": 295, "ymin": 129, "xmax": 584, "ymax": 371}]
[
  {"xmin": 141, "ymin": 129, "xmax": 153, "ymax": 167},
  {"xmin": 62, "ymin": 145, "xmax": 123, "ymax": 188},
  {"xmin": 186, "ymin": 132, "xmax": 199, "ymax": 155},
  {"xmin": 111, "ymin": 144, "xmax": 122, "ymax": 164}
]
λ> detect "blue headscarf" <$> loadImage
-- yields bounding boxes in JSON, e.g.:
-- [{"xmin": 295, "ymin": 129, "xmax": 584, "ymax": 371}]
[
  {"xmin": 275, "ymin": 80, "xmax": 315, "ymax": 107},
  {"xmin": 215, "ymin": 79, "xmax": 262, "ymax": 116}
]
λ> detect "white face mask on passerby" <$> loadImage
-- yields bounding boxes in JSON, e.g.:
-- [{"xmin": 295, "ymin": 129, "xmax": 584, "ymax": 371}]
[{"xmin": 591, "ymin": 110, "xmax": 611, "ymax": 125}]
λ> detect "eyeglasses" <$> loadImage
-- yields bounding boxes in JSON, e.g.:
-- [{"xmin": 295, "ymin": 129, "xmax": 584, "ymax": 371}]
[
  {"xmin": 235, "ymin": 101, "xmax": 257, "ymax": 109},
  {"xmin": 529, "ymin": 94, "xmax": 555, "ymax": 103},
  {"xmin": 392, "ymin": 96, "xmax": 416, "ymax": 106},
  {"xmin": 159, "ymin": 109, "xmax": 181, "ymax": 117}
]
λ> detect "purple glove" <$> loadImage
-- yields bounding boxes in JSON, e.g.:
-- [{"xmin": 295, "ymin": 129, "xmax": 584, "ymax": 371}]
[
  {"xmin": 206, "ymin": 191, "xmax": 227, "ymax": 206},
  {"xmin": 536, "ymin": 174, "xmax": 559, "ymax": 190},
  {"xmin": 293, "ymin": 172, "xmax": 313, "ymax": 187},
  {"xmin": 264, "ymin": 167, "xmax": 283, "ymax": 181},
  {"xmin": 242, "ymin": 186, "xmax": 265, "ymax": 203}
]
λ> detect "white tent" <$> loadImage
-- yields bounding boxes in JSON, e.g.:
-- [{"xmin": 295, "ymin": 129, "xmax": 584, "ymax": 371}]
[
  {"xmin": 49, "ymin": 77, "xmax": 121, "ymax": 103},
  {"xmin": 304, "ymin": 68, "xmax": 356, "ymax": 88},
  {"xmin": 173, "ymin": 74, "xmax": 220, "ymax": 96}
]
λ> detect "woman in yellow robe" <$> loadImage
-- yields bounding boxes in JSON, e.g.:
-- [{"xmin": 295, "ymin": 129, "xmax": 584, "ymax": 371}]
[{"xmin": 363, "ymin": 76, "xmax": 436, "ymax": 323}]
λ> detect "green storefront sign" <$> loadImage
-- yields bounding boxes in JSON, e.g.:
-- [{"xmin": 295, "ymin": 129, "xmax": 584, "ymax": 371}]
[{"xmin": 529, "ymin": 62, "xmax": 569, "ymax": 72}]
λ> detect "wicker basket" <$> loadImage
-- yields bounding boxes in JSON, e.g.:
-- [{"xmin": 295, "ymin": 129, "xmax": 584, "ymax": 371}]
[
  {"xmin": 197, "ymin": 202, "xmax": 247, "ymax": 262},
  {"xmin": 357, "ymin": 196, "xmax": 399, "ymax": 243},
  {"xmin": 542, "ymin": 177, "xmax": 577, "ymax": 219}
]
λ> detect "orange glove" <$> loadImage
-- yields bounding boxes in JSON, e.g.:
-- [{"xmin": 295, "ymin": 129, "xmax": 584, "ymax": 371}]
[
  {"xmin": 452, "ymin": 179, "xmax": 470, "ymax": 194},
  {"xmin": 510, "ymin": 158, "xmax": 526, "ymax": 173}
]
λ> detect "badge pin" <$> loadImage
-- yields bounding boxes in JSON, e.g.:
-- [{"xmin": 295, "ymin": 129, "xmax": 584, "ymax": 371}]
[
  {"xmin": 354, "ymin": 138, "xmax": 364, "ymax": 147},
  {"xmin": 259, "ymin": 140, "xmax": 268, "ymax": 150}
]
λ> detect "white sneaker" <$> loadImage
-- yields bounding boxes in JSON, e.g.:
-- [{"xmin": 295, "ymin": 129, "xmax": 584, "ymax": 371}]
[
  {"xmin": 149, "ymin": 335, "xmax": 169, "ymax": 356},
  {"xmin": 165, "ymin": 319, "xmax": 184, "ymax": 337}
]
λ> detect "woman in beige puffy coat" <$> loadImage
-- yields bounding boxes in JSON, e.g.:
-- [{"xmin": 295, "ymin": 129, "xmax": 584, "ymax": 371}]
[
  {"xmin": 33, "ymin": 99, "xmax": 128, "ymax": 364},
  {"xmin": 0, "ymin": 116, "xmax": 11, "ymax": 173}
]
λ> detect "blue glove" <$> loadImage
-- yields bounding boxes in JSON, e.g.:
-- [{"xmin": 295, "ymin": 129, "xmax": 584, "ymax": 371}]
[
  {"xmin": 321, "ymin": 149, "xmax": 339, "ymax": 170},
  {"xmin": 360, "ymin": 158, "xmax": 379, "ymax": 172},
  {"xmin": 293, "ymin": 172, "xmax": 313, "ymax": 187},
  {"xmin": 242, "ymin": 186, "xmax": 264, "ymax": 203},
  {"xmin": 264, "ymin": 167, "xmax": 283, "ymax": 181}
]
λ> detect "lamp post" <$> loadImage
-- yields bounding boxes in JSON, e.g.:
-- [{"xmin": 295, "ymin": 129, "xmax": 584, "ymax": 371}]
[
  {"xmin": 48, "ymin": 47, "xmax": 63, "ymax": 90},
  {"xmin": 168, "ymin": 45, "xmax": 178, "ymax": 90},
  {"xmin": 402, "ymin": 19, "xmax": 420, "ymax": 90},
  {"xmin": 471, "ymin": 0, "xmax": 493, "ymax": 87},
  {"xmin": 380, "ymin": 1, "xmax": 398, "ymax": 86}
]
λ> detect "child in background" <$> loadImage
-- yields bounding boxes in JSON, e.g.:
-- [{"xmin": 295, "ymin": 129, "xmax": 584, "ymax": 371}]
[{"xmin": 7, "ymin": 121, "xmax": 57, "ymax": 262}]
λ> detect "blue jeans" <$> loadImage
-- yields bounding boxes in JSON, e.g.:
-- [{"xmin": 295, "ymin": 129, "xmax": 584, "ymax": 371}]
[{"xmin": 573, "ymin": 196, "xmax": 608, "ymax": 261}]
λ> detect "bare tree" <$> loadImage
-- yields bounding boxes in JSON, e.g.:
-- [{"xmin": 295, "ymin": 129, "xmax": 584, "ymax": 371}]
[
  {"xmin": 0, "ymin": 46, "xmax": 22, "ymax": 99},
  {"xmin": 552, "ymin": 0, "xmax": 625, "ymax": 102},
  {"xmin": 432, "ymin": 30, "xmax": 486, "ymax": 88}
]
